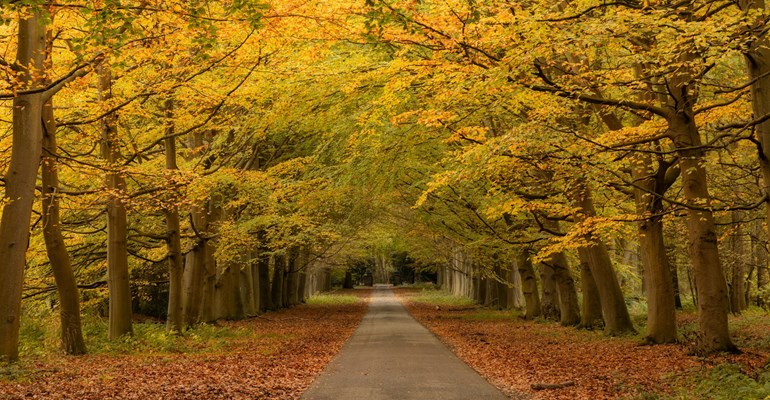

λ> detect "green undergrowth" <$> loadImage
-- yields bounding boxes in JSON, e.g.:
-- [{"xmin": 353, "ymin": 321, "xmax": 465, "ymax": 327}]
[
  {"xmin": 15, "ymin": 310, "xmax": 282, "ymax": 361},
  {"xmin": 661, "ymin": 364, "xmax": 770, "ymax": 400},
  {"xmin": 408, "ymin": 289, "xmax": 476, "ymax": 307},
  {"xmin": 15, "ymin": 292, "xmax": 365, "ymax": 361},
  {"xmin": 306, "ymin": 292, "xmax": 361, "ymax": 306},
  {"xmin": 400, "ymin": 282, "xmax": 438, "ymax": 290}
]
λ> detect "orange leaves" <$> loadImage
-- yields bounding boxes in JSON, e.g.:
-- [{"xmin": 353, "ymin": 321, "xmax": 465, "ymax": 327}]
[{"xmin": 398, "ymin": 289, "xmax": 701, "ymax": 399}]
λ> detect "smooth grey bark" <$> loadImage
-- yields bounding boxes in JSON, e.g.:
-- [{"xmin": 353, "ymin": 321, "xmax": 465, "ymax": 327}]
[
  {"xmin": 163, "ymin": 97, "xmax": 184, "ymax": 332},
  {"xmin": 517, "ymin": 250, "xmax": 541, "ymax": 319},
  {"xmin": 98, "ymin": 63, "xmax": 133, "ymax": 340}
]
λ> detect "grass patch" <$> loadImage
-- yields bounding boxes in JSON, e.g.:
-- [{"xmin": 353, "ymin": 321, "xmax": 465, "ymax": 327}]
[
  {"xmin": 83, "ymin": 319, "xmax": 257, "ymax": 355},
  {"xmin": 668, "ymin": 364, "xmax": 770, "ymax": 400},
  {"xmin": 15, "ymin": 311, "xmax": 269, "ymax": 360},
  {"xmin": 409, "ymin": 289, "xmax": 475, "ymax": 307},
  {"xmin": 400, "ymin": 282, "xmax": 438, "ymax": 290},
  {"xmin": 306, "ymin": 292, "xmax": 361, "ymax": 306},
  {"xmin": 0, "ymin": 362, "xmax": 31, "ymax": 382}
]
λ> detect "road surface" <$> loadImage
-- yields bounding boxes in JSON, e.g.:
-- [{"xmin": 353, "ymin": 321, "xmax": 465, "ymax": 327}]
[{"xmin": 301, "ymin": 287, "xmax": 511, "ymax": 400}]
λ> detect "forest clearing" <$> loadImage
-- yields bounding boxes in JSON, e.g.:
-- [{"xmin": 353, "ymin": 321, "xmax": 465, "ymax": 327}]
[{"xmin": 3, "ymin": 0, "xmax": 770, "ymax": 399}]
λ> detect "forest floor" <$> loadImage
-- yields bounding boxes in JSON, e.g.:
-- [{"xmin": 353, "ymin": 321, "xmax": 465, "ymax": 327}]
[
  {"xmin": 0, "ymin": 289, "xmax": 370, "ymax": 400},
  {"xmin": 396, "ymin": 287, "xmax": 770, "ymax": 400}
]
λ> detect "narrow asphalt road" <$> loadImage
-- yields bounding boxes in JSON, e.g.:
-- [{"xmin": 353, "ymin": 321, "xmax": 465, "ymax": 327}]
[{"xmin": 301, "ymin": 287, "xmax": 510, "ymax": 400}]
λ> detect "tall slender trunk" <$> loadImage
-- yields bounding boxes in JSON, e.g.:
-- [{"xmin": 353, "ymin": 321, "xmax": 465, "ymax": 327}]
[
  {"xmin": 182, "ymin": 203, "xmax": 207, "ymax": 326},
  {"xmin": 729, "ymin": 211, "xmax": 748, "ymax": 314},
  {"xmin": 286, "ymin": 249, "xmax": 299, "ymax": 307},
  {"xmin": 668, "ymin": 244, "xmax": 683, "ymax": 309},
  {"xmin": 511, "ymin": 265, "xmax": 525, "ymax": 309},
  {"xmin": 182, "ymin": 132, "xmax": 208, "ymax": 327},
  {"xmin": 754, "ymin": 227, "xmax": 768, "ymax": 306},
  {"xmin": 0, "ymin": 12, "xmax": 47, "ymax": 361},
  {"xmin": 569, "ymin": 181, "xmax": 635, "ymax": 335},
  {"xmin": 631, "ymin": 154, "xmax": 677, "ymax": 343},
  {"xmin": 517, "ymin": 250, "xmax": 541, "ymax": 319},
  {"xmin": 162, "ymin": 97, "xmax": 183, "ymax": 332},
  {"xmin": 40, "ymin": 25, "xmax": 86, "ymax": 355},
  {"xmin": 200, "ymin": 203, "xmax": 220, "ymax": 322},
  {"xmin": 98, "ymin": 63, "xmax": 133, "ymax": 340},
  {"xmin": 42, "ymin": 87, "xmax": 87, "ymax": 355},
  {"xmin": 297, "ymin": 249, "xmax": 308, "ymax": 304}
]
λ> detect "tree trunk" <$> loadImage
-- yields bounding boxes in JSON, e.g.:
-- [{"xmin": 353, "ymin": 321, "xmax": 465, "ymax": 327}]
[
  {"xmin": 472, "ymin": 272, "xmax": 481, "ymax": 304},
  {"xmin": 631, "ymin": 154, "xmax": 677, "ymax": 343},
  {"xmin": 511, "ymin": 266, "xmax": 525, "ymax": 309},
  {"xmin": 486, "ymin": 276, "xmax": 498, "ymax": 307},
  {"xmin": 729, "ymin": 211, "xmax": 748, "ymax": 314},
  {"xmin": 297, "ymin": 250, "xmax": 308, "ymax": 304},
  {"xmin": 669, "ymin": 113, "xmax": 735, "ymax": 353},
  {"xmin": 286, "ymin": 249, "xmax": 299, "ymax": 307},
  {"xmin": 163, "ymin": 97, "xmax": 184, "ymax": 332},
  {"xmin": 569, "ymin": 181, "xmax": 635, "ymax": 335},
  {"xmin": 539, "ymin": 219, "xmax": 580, "ymax": 325},
  {"xmin": 754, "ymin": 230, "xmax": 768, "ymax": 306},
  {"xmin": 42, "ymin": 91, "xmax": 87, "ymax": 355},
  {"xmin": 669, "ymin": 244, "xmax": 683, "ymax": 309},
  {"xmin": 258, "ymin": 249, "xmax": 272, "ymax": 311},
  {"xmin": 40, "ymin": 29, "xmax": 87, "ymax": 355},
  {"xmin": 0, "ymin": 11, "xmax": 47, "ymax": 361},
  {"xmin": 271, "ymin": 254, "xmax": 285, "ymax": 309},
  {"xmin": 182, "ymin": 132, "xmax": 208, "ymax": 327},
  {"xmin": 517, "ymin": 250, "xmax": 541, "ymax": 319},
  {"xmin": 343, "ymin": 270, "xmax": 354, "ymax": 289},
  {"xmin": 546, "ymin": 252, "xmax": 581, "ymax": 326},
  {"xmin": 200, "ymin": 203, "xmax": 219, "ymax": 323},
  {"xmin": 97, "ymin": 63, "xmax": 133, "ymax": 340},
  {"xmin": 577, "ymin": 249, "xmax": 604, "ymax": 329},
  {"xmin": 740, "ymin": 0, "xmax": 770, "ymax": 297},
  {"xmin": 494, "ymin": 264, "xmax": 510, "ymax": 310},
  {"xmin": 243, "ymin": 254, "xmax": 258, "ymax": 315},
  {"xmin": 638, "ymin": 216, "xmax": 677, "ymax": 343},
  {"xmin": 182, "ymin": 202, "xmax": 207, "ymax": 326},
  {"xmin": 539, "ymin": 262, "xmax": 560, "ymax": 321}
]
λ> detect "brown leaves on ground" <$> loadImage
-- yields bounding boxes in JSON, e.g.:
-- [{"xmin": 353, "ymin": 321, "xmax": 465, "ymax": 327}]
[
  {"xmin": 396, "ymin": 289, "xmax": 769, "ymax": 400},
  {"xmin": 0, "ymin": 289, "xmax": 370, "ymax": 400}
]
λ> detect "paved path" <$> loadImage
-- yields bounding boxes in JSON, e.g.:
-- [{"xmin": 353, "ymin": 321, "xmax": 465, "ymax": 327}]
[{"xmin": 301, "ymin": 287, "xmax": 510, "ymax": 400}]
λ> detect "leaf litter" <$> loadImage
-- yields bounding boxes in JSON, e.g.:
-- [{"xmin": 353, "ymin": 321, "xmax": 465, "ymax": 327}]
[
  {"xmin": 0, "ymin": 289, "xmax": 370, "ymax": 400},
  {"xmin": 397, "ymin": 288, "xmax": 769, "ymax": 399}
]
